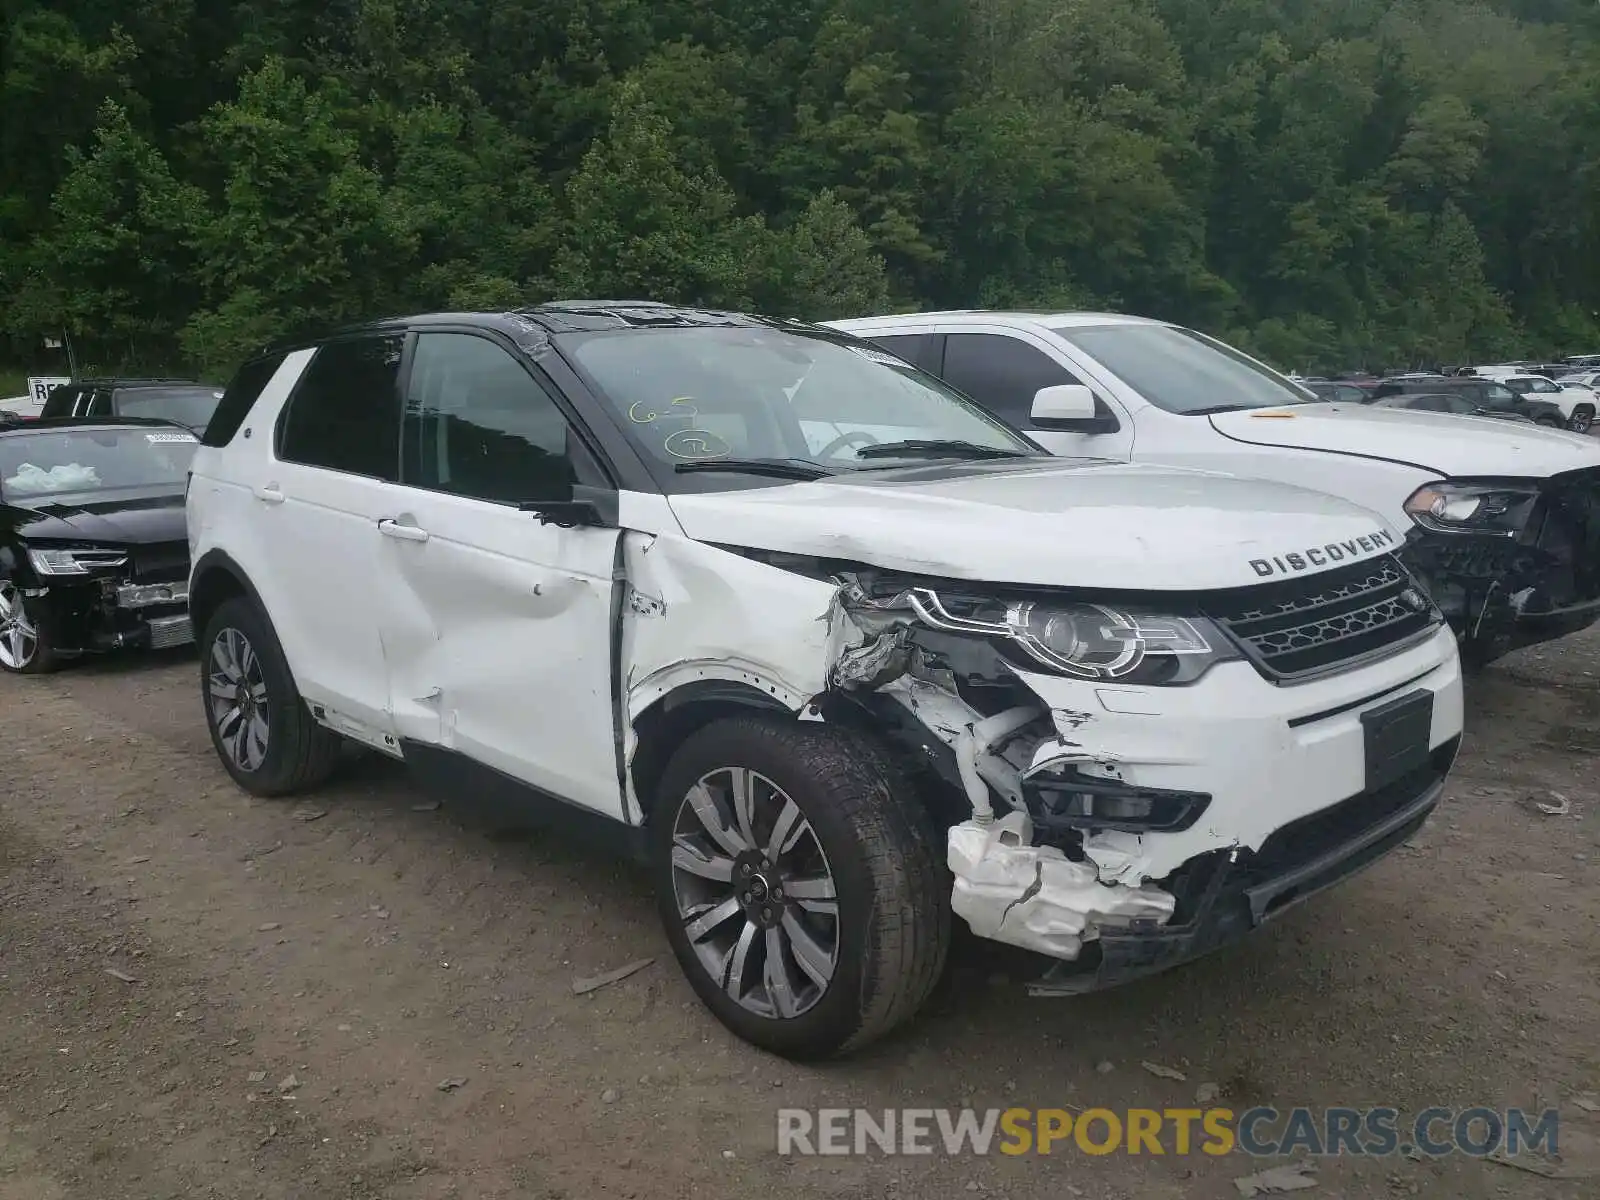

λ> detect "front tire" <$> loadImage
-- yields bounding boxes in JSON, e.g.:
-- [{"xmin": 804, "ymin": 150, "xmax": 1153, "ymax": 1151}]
[
  {"xmin": 651, "ymin": 716, "xmax": 948, "ymax": 1060},
  {"xmin": 0, "ymin": 582, "xmax": 58, "ymax": 674},
  {"xmin": 200, "ymin": 596, "xmax": 341, "ymax": 796}
]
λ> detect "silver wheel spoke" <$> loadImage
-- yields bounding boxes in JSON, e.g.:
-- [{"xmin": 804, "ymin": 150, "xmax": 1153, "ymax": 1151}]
[
  {"xmin": 684, "ymin": 782, "xmax": 748, "ymax": 856},
  {"xmin": 211, "ymin": 636, "xmax": 239, "ymax": 684},
  {"xmin": 722, "ymin": 920, "xmax": 758, "ymax": 1000},
  {"xmin": 247, "ymin": 713, "xmax": 270, "ymax": 764},
  {"xmin": 781, "ymin": 911, "xmax": 834, "ymax": 988},
  {"xmin": 763, "ymin": 928, "xmax": 800, "ymax": 1018},
  {"xmin": 726, "ymin": 768, "xmax": 760, "ymax": 851},
  {"xmin": 207, "ymin": 675, "xmax": 234, "ymax": 699},
  {"xmin": 671, "ymin": 838, "xmax": 736, "ymax": 882},
  {"xmin": 784, "ymin": 875, "xmax": 835, "ymax": 901},
  {"xmin": 683, "ymin": 895, "xmax": 742, "ymax": 943},
  {"xmin": 766, "ymin": 798, "xmax": 805, "ymax": 861},
  {"xmin": 216, "ymin": 705, "xmax": 244, "ymax": 738},
  {"xmin": 230, "ymin": 716, "xmax": 251, "ymax": 767}
]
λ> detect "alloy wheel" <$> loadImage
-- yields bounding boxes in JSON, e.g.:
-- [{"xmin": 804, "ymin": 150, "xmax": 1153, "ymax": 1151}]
[
  {"xmin": 0, "ymin": 584, "xmax": 38, "ymax": 670},
  {"xmin": 207, "ymin": 626, "xmax": 270, "ymax": 771},
  {"xmin": 669, "ymin": 767, "xmax": 840, "ymax": 1019}
]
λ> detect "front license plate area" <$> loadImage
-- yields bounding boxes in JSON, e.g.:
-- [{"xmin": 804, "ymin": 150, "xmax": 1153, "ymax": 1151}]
[{"xmin": 1361, "ymin": 689, "xmax": 1434, "ymax": 791}]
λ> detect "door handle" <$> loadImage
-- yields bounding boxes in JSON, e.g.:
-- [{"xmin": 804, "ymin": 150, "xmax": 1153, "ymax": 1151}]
[
  {"xmin": 253, "ymin": 484, "xmax": 285, "ymax": 504},
  {"xmin": 378, "ymin": 518, "xmax": 430, "ymax": 543}
]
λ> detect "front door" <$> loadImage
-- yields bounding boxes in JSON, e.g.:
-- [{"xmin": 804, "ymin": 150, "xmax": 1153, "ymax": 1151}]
[
  {"xmin": 374, "ymin": 329, "xmax": 625, "ymax": 818},
  {"xmin": 934, "ymin": 330, "xmax": 1136, "ymax": 460}
]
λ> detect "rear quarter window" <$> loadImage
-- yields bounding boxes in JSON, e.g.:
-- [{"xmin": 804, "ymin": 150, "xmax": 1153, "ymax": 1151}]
[{"xmin": 205, "ymin": 353, "xmax": 289, "ymax": 447}]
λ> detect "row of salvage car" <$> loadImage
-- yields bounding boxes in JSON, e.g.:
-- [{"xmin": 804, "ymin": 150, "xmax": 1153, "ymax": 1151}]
[{"xmin": 3, "ymin": 303, "xmax": 1598, "ymax": 1060}]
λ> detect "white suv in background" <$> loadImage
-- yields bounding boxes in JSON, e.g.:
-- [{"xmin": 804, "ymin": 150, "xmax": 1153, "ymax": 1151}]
[
  {"xmin": 1468, "ymin": 365, "xmax": 1596, "ymax": 424},
  {"xmin": 187, "ymin": 303, "xmax": 1463, "ymax": 1058},
  {"xmin": 829, "ymin": 312, "xmax": 1600, "ymax": 666}
]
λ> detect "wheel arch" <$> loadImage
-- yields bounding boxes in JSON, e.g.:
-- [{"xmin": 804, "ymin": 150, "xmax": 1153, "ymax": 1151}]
[
  {"xmin": 629, "ymin": 680, "xmax": 795, "ymax": 825},
  {"xmin": 189, "ymin": 549, "xmax": 263, "ymax": 643}
]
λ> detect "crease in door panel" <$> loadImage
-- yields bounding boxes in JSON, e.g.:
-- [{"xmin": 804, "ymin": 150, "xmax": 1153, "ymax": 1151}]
[{"xmin": 609, "ymin": 535, "xmax": 632, "ymax": 825}]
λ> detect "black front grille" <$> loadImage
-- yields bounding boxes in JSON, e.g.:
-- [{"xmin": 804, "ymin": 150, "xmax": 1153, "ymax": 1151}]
[
  {"xmin": 130, "ymin": 541, "xmax": 190, "ymax": 583},
  {"xmin": 1204, "ymin": 554, "xmax": 1439, "ymax": 682}
]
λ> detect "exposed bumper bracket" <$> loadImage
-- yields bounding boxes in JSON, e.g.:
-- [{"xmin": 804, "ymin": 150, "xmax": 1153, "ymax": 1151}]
[{"xmin": 1026, "ymin": 775, "xmax": 1445, "ymax": 996}]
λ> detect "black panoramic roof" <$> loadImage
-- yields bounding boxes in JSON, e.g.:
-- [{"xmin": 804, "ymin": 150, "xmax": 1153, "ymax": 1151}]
[{"xmin": 266, "ymin": 301, "xmax": 831, "ymax": 355}]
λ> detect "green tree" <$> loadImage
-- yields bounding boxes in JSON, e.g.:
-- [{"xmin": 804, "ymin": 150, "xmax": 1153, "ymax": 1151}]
[
  {"xmin": 180, "ymin": 57, "xmax": 414, "ymax": 370},
  {"xmin": 551, "ymin": 80, "xmax": 760, "ymax": 306},
  {"xmin": 12, "ymin": 101, "xmax": 204, "ymax": 365}
]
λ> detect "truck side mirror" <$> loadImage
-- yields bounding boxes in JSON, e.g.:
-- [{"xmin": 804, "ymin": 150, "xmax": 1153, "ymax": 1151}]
[{"xmin": 1031, "ymin": 384, "xmax": 1096, "ymax": 423}]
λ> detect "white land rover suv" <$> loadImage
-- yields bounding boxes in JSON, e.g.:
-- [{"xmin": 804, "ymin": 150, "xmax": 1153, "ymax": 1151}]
[
  {"xmin": 187, "ymin": 303, "xmax": 1464, "ymax": 1059},
  {"xmin": 828, "ymin": 312, "xmax": 1600, "ymax": 666}
]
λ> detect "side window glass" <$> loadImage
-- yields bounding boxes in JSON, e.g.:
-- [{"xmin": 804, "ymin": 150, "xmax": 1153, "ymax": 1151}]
[
  {"xmin": 401, "ymin": 332, "xmax": 584, "ymax": 504},
  {"xmin": 867, "ymin": 334, "xmax": 930, "ymax": 369},
  {"xmin": 940, "ymin": 334, "xmax": 1081, "ymax": 426},
  {"xmin": 206, "ymin": 352, "xmax": 287, "ymax": 447},
  {"xmin": 89, "ymin": 390, "xmax": 115, "ymax": 416},
  {"xmin": 278, "ymin": 335, "xmax": 403, "ymax": 479}
]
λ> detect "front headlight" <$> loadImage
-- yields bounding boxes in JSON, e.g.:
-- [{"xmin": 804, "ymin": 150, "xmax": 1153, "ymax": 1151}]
[
  {"xmin": 1403, "ymin": 481, "xmax": 1539, "ymax": 536},
  {"xmin": 909, "ymin": 589, "xmax": 1236, "ymax": 684},
  {"xmin": 27, "ymin": 547, "xmax": 129, "ymax": 576}
]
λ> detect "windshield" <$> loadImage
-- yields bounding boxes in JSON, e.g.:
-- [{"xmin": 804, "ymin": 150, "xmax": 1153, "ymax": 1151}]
[
  {"xmin": 117, "ymin": 386, "xmax": 223, "ymax": 430},
  {"xmin": 1050, "ymin": 324, "xmax": 1318, "ymax": 414},
  {"xmin": 559, "ymin": 326, "xmax": 1039, "ymax": 487},
  {"xmin": 0, "ymin": 427, "xmax": 197, "ymax": 499}
]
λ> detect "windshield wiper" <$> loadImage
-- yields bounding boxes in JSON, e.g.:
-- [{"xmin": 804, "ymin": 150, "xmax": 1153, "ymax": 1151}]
[
  {"xmin": 853, "ymin": 439, "xmax": 1030, "ymax": 461},
  {"xmin": 1185, "ymin": 404, "xmax": 1255, "ymax": 415},
  {"xmin": 673, "ymin": 458, "xmax": 833, "ymax": 481}
]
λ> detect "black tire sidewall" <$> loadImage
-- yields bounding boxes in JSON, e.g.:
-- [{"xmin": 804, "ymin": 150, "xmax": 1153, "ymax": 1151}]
[
  {"xmin": 650, "ymin": 720, "xmax": 890, "ymax": 1059},
  {"xmin": 199, "ymin": 597, "xmax": 311, "ymax": 794}
]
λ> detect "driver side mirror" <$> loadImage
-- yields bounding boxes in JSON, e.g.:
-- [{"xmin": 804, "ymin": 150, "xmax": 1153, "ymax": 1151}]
[{"xmin": 1030, "ymin": 384, "xmax": 1117, "ymax": 433}]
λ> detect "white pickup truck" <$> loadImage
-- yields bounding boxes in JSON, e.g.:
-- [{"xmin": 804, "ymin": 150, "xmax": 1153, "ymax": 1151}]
[{"xmin": 830, "ymin": 312, "xmax": 1600, "ymax": 666}]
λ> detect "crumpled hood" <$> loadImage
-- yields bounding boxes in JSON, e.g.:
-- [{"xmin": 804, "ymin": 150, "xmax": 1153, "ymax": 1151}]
[
  {"xmin": 5, "ymin": 488, "xmax": 187, "ymax": 546},
  {"xmin": 1209, "ymin": 403, "xmax": 1600, "ymax": 477},
  {"xmin": 666, "ymin": 458, "xmax": 1401, "ymax": 591}
]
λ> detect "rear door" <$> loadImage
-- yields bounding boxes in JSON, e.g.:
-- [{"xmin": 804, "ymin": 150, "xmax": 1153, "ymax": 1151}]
[
  {"xmin": 255, "ymin": 335, "xmax": 403, "ymax": 742},
  {"xmin": 374, "ymin": 328, "xmax": 625, "ymax": 818}
]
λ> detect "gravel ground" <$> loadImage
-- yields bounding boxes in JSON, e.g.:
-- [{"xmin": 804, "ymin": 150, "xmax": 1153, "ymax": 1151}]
[{"xmin": 1, "ymin": 632, "xmax": 1597, "ymax": 1199}]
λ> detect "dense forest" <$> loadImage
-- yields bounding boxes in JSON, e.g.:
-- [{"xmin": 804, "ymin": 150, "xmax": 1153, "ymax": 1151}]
[{"xmin": 1, "ymin": 0, "xmax": 1598, "ymax": 379}]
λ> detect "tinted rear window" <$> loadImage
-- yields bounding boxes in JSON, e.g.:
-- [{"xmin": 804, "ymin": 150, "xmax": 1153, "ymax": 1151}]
[{"xmin": 205, "ymin": 354, "xmax": 288, "ymax": 447}]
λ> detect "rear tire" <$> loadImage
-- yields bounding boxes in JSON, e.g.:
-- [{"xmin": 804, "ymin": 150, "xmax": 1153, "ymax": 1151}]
[
  {"xmin": 651, "ymin": 715, "xmax": 948, "ymax": 1060},
  {"xmin": 200, "ymin": 596, "xmax": 342, "ymax": 796}
]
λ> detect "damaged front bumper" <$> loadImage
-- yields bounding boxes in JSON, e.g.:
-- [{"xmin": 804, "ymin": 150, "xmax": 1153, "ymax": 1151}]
[
  {"xmin": 1026, "ymin": 752, "xmax": 1449, "ymax": 994},
  {"xmin": 876, "ymin": 622, "xmax": 1462, "ymax": 990},
  {"xmin": 1404, "ymin": 467, "xmax": 1600, "ymax": 652}
]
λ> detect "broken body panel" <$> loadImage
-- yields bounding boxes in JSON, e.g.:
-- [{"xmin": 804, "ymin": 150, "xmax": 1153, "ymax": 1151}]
[{"xmin": 607, "ymin": 492, "xmax": 1462, "ymax": 989}]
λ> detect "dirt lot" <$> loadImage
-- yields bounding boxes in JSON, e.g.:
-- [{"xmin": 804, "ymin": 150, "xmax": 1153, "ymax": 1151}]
[{"xmin": 1, "ymin": 633, "xmax": 1597, "ymax": 1200}]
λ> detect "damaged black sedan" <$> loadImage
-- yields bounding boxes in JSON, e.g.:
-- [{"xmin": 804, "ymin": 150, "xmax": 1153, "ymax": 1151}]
[{"xmin": 0, "ymin": 418, "xmax": 196, "ymax": 673}]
